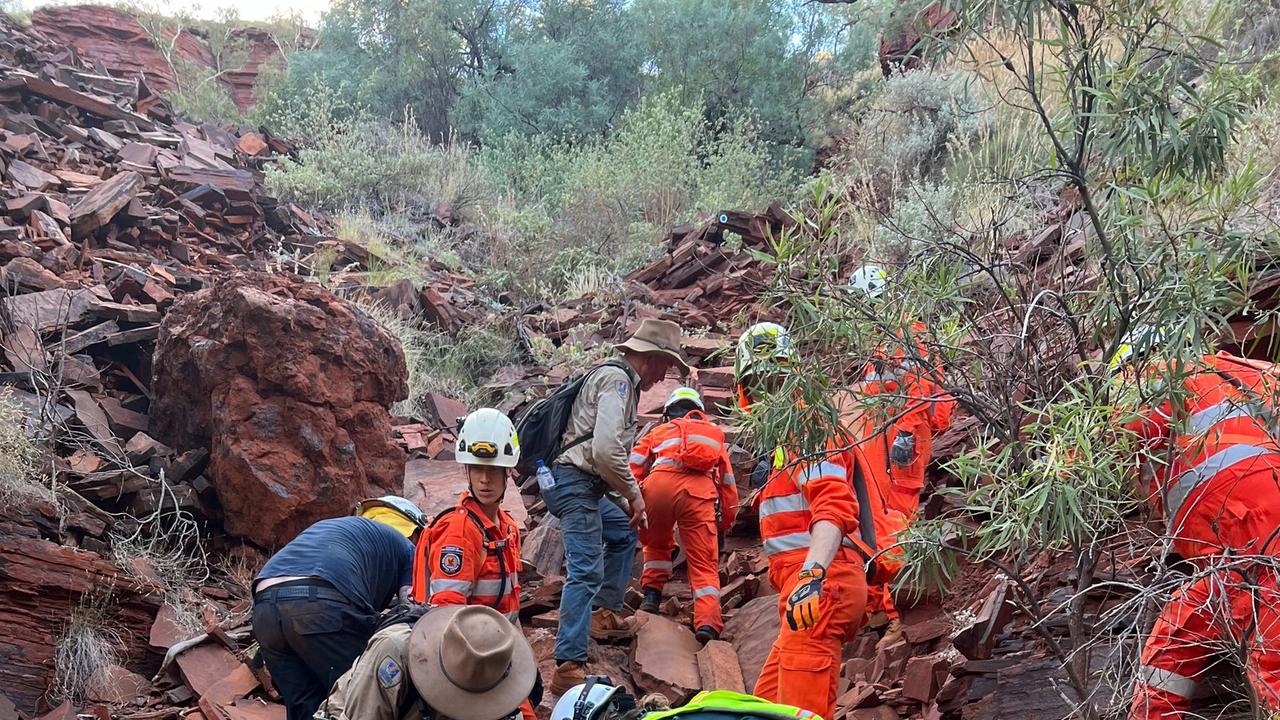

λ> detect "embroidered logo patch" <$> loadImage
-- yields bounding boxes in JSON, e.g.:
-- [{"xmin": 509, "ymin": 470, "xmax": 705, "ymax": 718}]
[
  {"xmin": 377, "ymin": 656, "xmax": 402, "ymax": 688},
  {"xmin": 616, "ymin": 380, "xmax": 629, "ymax": 398},
  {"xmin": 440, "ymin": 545, "xmax": 463, "ymax": 576}
]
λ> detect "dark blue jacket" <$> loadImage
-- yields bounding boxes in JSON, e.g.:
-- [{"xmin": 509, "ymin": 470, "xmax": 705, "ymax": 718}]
[{"xmin": 256, "ymin": 516, "xmax": 413, "ymax": 614}]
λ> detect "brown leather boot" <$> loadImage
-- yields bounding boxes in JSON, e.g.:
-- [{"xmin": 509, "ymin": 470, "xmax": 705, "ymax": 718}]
[
  {"xmin": 549, "ymin": 660, "xmax": 586, "ymax": 696},
  {"xmin": 590, "ymin": 608, "xmax": 639, "ymax": 640}
]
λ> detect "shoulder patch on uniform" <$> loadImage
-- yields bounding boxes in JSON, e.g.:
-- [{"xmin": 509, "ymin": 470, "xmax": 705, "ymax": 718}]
[
  {"xmin": 616, "ymin": 379, "xmax": 629, "ymax": 398},
  {"xmin": 377, "ymin": 656, "xmax": 402, "ymax": 688},
  {"xmin": 439, "ymin": 545, "xmax": 463, "ymax": 576}
]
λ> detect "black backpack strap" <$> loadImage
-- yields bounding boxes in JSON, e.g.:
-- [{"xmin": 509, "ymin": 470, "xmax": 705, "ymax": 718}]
[
  {"xmin": 428, "ymin": 507, "xmax": 455, "ymax": 527},
  {"xmin": 548, "ymin": 432, "xmax": 595, "ymax": 465},
  {"xmin": 850, "ymin": 459, "xmax": 878, "ymax": 554},
  {"xmin": 848, "ymin": 457, "xmax": 882, "ymax": 583},
  {"xmin": 427, "ymin": 505, "xmax": 509, "ymax": 611},
  {"xmin": 399, "ymin": 685, "xmax": 428, "ymax": 720},
  {"xmin": 461, "ymin": 506, "xmax": 509, "ymax": 611},
  {"xmin": 548, "ymin": 359, "xmax": 636, "ymax": 465}
]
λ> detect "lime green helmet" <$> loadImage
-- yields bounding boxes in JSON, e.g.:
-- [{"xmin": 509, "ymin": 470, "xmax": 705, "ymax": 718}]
[
  {"xmin": 735, "ymin": 322, "xmax": 797, "ymax": 384},
  {"xmin": 664, "ymin": 386, "xmax": 705, "ymax": 412},
  {"xmin": 1108, "ymin": 324, "xmax": 1172, "ymax": 374}
]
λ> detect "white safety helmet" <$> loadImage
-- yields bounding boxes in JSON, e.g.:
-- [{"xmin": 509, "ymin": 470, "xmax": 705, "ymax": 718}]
[
  {"xmin": 734, "ymin": 322, "xmax": 797, "ymax": 383},
  {"xmin": 848, "ymin": 264, "xmax": 889, "ymax": 299},
  {"xmin": 353, "ymin": 496, "xmax": 427, "ymax": 538},
  {"xmin": 455, "ymin": 408, "xmax": 520, "ymax": 468},
  {"xmin": 664, "ymin": 386, "xmax": 705, "ymax": 412},
  {"xmin": 551, "ymin": 678, "xmax": 622, "ymax": 720}
]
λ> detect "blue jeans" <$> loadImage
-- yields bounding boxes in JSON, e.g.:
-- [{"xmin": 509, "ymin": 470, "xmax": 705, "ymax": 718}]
[{"xmin": 542, "ymin": 464, "xmax": 638, "ymax": 663}]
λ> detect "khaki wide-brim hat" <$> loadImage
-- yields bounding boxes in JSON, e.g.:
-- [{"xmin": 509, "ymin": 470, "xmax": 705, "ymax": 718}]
[
  {"xmin": 615, "ymin": 318, "xmax": 690, "ymax": 373},
  {"xmin": 408, "ymin": 606, "xmax": 537, "ymax": 720}
]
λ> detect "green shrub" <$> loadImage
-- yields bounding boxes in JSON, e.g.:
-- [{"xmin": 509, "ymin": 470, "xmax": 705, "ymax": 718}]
[
  {"xmin": 453, "ymin": 2, "xmax": 645, "ymax": 143},
  {"xmin": 475, "ymin": 91, "xmax": 799, "ymax": 295},
  {"xmin": 0, "ymin": 387, "xmax": 52, "ymax": 507},
  {"xmin": 871, "ymin": 182, "xmax": 955, "ymax": 264},
  {"xmin": 166, "ymin": 61, "xmax": 244, "ymax": 124},
  {"xmin": 335, "ymin": 210, "xmax": 463, "ymax": 278},
  {"xmin": 837, "ymin": 68, "xmax": 983, "ymax": 183},
  {"xmin": 266, "ymin": 115, "xmax": 495, "ymax": 217},
  {"xmin": 261, "ymin": 58, "xmax": 802, "ymax": 305},
  {"xmin": 356, "ymin": 300, "xmax": 520, "ymax": 414}
]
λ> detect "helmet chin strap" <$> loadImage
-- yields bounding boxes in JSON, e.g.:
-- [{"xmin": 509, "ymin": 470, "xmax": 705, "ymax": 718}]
[{"xmin": 574, "ymin": 676, "xmax": 601, "ymax": 720}]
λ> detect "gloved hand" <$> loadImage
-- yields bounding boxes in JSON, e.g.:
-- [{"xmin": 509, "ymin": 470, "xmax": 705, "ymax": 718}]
[
  {"xmin": 750, "ymin": 458, "xmax": 771, "ymax": 489},
  {"xmin": 784, "ymin": 565, "xmax": 825, "ymax": 631},
  {"xmin": 890, "ymin": 432, "xmax": 916, "ymax": 467},
  {"xmin": 377, "ymin": 600, "xmax": 432, "ymax": 631}
]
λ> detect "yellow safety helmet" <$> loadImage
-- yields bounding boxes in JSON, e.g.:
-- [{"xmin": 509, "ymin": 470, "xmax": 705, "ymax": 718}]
[{"xmin": 354, "ymin": 496, "xmax": 427, "ymax": 538}]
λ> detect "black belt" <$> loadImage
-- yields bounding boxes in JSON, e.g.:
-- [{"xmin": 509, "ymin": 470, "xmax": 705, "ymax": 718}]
[{"xmin": 255, "ymin": 581, "xmax": 349, "ymax": 605}]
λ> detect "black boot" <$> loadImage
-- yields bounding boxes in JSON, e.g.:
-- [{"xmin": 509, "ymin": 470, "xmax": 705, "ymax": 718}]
[
  {"xmin": 640, "ymin": 587, "xmax": 662, "ymax": 613},
  {"xmin": 695, "ymin": 626, "xmax": 720, "ymax": 645}
]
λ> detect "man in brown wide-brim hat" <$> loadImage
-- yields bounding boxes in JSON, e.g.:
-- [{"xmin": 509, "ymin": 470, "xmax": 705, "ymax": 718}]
[
  {"xmin": 543, "ymin": 318, "xmax": 690, "ymax": 695},
  {"xmin": 317, "ymin": 605, "xmax": 538, "ymax": 720}
]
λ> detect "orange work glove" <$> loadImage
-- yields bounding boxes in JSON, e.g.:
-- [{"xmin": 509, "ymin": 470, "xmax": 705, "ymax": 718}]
[{"xmin": 785, "ymin": 565, "xmax": 825, "ymax": 631}]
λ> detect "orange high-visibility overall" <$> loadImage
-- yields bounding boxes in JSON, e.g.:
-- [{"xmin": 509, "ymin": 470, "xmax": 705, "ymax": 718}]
[
  {"xmin": 1127, "ymin": 353, "xmax": 1280, "ymax": 720},
  {"xmin": 631, "ymin": 410, "xmax": 739, "ymax": 633},
  {"xmin": 752, "ymin": 438, "xmax": 869, "ymax": 720},
  {"xmin": 411, "ymin": 492, "xmax": 534, "ymax": 720},
  {"xmin": 860, "ymin": 321, "xmax": 954, "ymax": 620}
]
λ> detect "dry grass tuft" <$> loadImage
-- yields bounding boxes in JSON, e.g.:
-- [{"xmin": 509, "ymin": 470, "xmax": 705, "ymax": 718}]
[
  {"xmin": 50, "ymin": 591, "xmax": 125, "ymax": 704},
  {"xmin": 0, "ymin": 387, "xmax": 55, "ymax": 507}
]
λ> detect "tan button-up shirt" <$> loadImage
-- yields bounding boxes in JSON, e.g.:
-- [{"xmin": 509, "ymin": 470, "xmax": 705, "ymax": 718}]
[
  {"xmin": 558, "ymin": 361, "xmax": 642, "ymax": 500},
  {"xmin": 318, "ymin": 624, "xmax": 420, "ymax": 720}
]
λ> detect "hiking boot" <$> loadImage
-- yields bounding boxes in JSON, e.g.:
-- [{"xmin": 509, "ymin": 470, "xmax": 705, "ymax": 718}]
[
  {"xmin": 875, "ymin": 618, "xmax": 904, "ymax": 651},
  {"xmin": 549, "ymin": 660, "xmax": 586, "ymax": 696},
  {"xmin": 695, "ymin": 625, "xmax": 720, "ymax": 645},
  {"xmin": 590, "ymin": 608, "xmax": 639, "ymax": 640},
  {"xmin": 640, "ymin": 587, "xmax": 662, "ymax": 614}
]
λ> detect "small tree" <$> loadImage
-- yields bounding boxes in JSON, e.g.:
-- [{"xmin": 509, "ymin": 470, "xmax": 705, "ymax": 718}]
[{"xmin": 734, "ymin": 0, "xmax": 1276, "ymax": 716}]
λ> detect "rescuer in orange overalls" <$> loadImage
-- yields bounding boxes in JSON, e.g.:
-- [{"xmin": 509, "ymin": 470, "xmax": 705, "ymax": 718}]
[
  {"xmin": 846, "ymin": 264, "xmax": 956, "ymax": 647},
  {"xmin": 631, "ymin": 387, "xmax": 739, "ymax": 644},
  {"xmin": 735, "ymin": 322, "xmax": 872, "ymax": 720},
  {"xmin": 410, "ymin": 407, "xmax": 539, "ymax": 720},
  {"xmin": 1111, "ymin": 327, "xmax": 1280, "ymax": 720}
]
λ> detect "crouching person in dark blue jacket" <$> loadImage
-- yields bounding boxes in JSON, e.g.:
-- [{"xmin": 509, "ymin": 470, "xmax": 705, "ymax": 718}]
[{"xmin": 251, "ymin": 497, "xmax": 424, "ymax": 720}]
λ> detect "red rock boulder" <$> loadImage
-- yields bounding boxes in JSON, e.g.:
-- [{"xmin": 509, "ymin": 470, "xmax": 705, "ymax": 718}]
[
  {"xmin": 29, "ymin": 5, "xmax": 304, "ymax": 112},
  {"xmin": 151, "ymin": 273, "xmax": 408, "ymax": 549}
]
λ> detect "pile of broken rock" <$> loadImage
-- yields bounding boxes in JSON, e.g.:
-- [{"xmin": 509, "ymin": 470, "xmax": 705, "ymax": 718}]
[
  {"xmin": 0, "ymin": 11, "xmax": 464, "ymax": 720},
  {"xmin": 0, "ymin": 8, "xmax": 1182, "ymax": 720}
]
